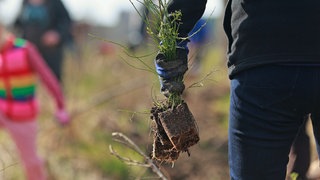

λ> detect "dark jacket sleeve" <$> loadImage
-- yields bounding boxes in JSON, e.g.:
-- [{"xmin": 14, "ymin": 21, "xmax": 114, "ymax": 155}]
[
  {"xmin": 168, "ymin": 0, "xmax": 207, "ymax": 38},
  {"xmin": 51, "ymin": 0, "xmax": 73, "ymax": 44}
]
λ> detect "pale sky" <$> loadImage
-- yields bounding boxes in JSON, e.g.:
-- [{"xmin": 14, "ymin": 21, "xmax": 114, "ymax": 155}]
[{"xmin": 0, "ymin": 0, "xmax": 223, "ymax": 27}]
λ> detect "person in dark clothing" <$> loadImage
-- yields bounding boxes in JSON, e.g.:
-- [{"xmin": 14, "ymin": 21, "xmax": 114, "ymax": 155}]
[
  {"xmin": 154, "ymin": 0, "xmax": 320, "ymax": 179},
  {"xmin": 15, "ymin": 0, "xmax": 73, "ymax": 82},
  {"xmin": 127, "ymin": 5, "xmax": 149, "ymax": 52},
  {"xmin": 287, "ymin": 115, "xmax": 311, "ymax": 179}
]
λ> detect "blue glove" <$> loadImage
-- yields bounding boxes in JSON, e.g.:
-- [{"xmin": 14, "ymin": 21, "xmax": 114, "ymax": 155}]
[{"xmin": 155, "ymin": 42, "xmax": 189, "ymax": 97}]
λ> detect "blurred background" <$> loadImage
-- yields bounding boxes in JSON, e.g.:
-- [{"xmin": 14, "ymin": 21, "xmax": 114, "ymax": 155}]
[{"xmin": 2, "ymin": 0, "xmax": 313, "ymax": 180}]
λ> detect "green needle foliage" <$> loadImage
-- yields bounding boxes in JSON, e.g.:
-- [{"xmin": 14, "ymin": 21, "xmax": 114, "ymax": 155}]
[
  {"xmin": 130, "ymin": 0, "xmax": 184, "ymax": 60},
  {"xmin": 130, "ymin": 0, "xmax": 186, "ymax": 107}
]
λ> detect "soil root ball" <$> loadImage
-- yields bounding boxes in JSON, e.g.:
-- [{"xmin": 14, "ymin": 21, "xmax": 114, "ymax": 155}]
[{"xmin": 150, "ymin": 102, "xmax": 199, "ymax": 162}]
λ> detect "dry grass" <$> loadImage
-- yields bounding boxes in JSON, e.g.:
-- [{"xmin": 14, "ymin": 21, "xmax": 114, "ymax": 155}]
[{"xmin": 0, "ymin": 35, "xmax": 232, "ymax": 179}]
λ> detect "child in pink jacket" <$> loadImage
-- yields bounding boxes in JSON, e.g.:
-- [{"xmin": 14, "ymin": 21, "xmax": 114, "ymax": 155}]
[{"xmin": 0, "ymin": 25, "xmax": 69, "ymax": 179}]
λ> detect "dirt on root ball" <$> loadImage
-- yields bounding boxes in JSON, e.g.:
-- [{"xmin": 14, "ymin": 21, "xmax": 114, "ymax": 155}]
[
  {"xmin": 150, "ymin": 102, "xmax": 199, "ymax": 162},
  {"xmin": 150, "ymin": 106, "xmax": 179, "ymax": 162},
  {"xmin": 152, "ymin": 132, "xmax": 180, "ymax": 162}
]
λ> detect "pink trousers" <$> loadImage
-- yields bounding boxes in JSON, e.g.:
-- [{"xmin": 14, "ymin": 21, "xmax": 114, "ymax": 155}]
[{"xmin": 0, "ymin": 115, "xmax": 46, "ymax": 180}]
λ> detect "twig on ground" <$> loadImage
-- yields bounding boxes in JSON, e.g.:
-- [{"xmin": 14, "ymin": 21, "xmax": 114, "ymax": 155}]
[{"xmin": 110, "ymin": 132, "xmax": 168, "ymax": 180}]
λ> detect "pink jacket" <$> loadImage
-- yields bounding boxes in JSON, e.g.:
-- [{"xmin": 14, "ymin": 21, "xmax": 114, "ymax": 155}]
[{"xmin": 0, "ymin": 35, "xmax": 65, "ymax": 121}]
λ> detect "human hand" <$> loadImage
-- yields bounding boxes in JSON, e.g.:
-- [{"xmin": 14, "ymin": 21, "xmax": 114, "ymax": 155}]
[
  {"xmin": 155, "ymin": 46, "xmax": 188, "ymax": 97},
  {"xmin": 42, "ymin": 30, "xmax": 61, "ymax": 47},
  {"xmin": 55, "ymin": 109, "xmax": 70, "ymax": 126}
]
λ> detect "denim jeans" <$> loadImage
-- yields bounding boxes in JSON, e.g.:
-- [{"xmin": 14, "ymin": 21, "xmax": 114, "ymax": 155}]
[{"xmin": 229, "ymin": 65, "xmax": 320, "ymax": 180}]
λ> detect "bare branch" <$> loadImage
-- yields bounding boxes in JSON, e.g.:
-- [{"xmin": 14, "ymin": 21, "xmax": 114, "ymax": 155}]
[
  {"xmin": 110, "ymin": 132, "xmax": 168, "ymax": 180},
  {"xmin": 109, "ymin": 145, "xmax": 150, "ymax": 167}
]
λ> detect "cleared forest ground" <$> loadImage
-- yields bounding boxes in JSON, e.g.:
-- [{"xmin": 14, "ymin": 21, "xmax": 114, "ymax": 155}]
[{"xmin": 0, "ymin": 39, "xmax": 259, "ymax": 180}]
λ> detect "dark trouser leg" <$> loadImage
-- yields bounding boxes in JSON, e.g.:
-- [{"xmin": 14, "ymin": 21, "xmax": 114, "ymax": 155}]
[
  {"xmin": 229, "ymin": 65, "xmax": 311, "ymax": 180},
  {"xmin": 40, "ymin": 46, "xmax": 64, "ymax": 82}
]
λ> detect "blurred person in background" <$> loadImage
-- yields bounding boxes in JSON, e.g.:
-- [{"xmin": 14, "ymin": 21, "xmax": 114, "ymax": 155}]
[
  {"xmin": 14, "ymin": 0, "xmax": 73, "ymax": 82},
  {"xmin": 287, "ymin": 115, "xmax": 311, "ymax": 179},
  {"xmin": 287, "ymin": 115, "xmax": 320, "ymax": 180},
  {"xmin": 154, "ymin": 0, "xmax": 320, "ymax": 179},
  {"xmin": 188, "ymin": 0, "xmax": 223, "ymax": 77},
  {"xmin": 127, "ymin": 4, "xmax": 149, "ymax": 52},
  {"xmin": 188, "ymin": 17, "xmax": 213, "ymax": 77},
  {"xmin": 0, "ymin": 23, "xmax": 69, "ymax": 180}
]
